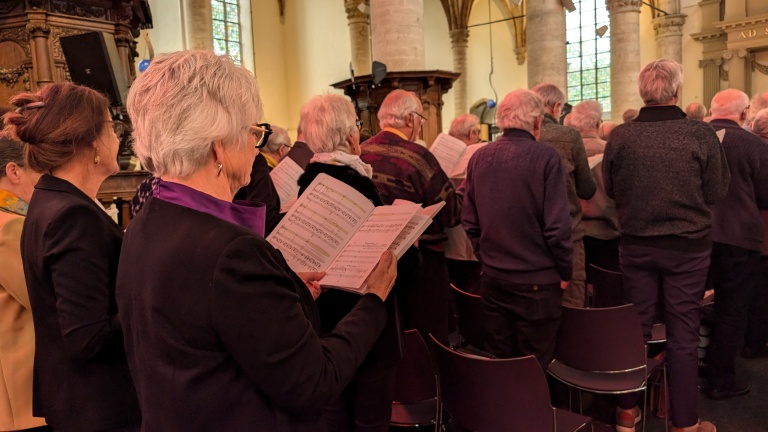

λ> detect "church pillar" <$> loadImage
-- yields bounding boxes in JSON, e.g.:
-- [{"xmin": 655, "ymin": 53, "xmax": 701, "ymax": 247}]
[
  {"xmin": 526, "ymin": 0, "xmax": 566, "ymax": 89},
  {"xmin": 184, "ymin": 0, "xmax": 213, "ymax": 51},
  {"xmin": 26, "ymin": 23, "xmax": 53, "ymax": 87},
  {"xmin": 699, "ymin": 59, "xmax": 722, "ymax": 108},
  {"xmin": 345, "ymin": 0, "xmax": 371, "ymax": 75},
  {"xmin": 370, "ymin": 0, "xmax": 425, "ymax": 71},
  {"xmin": 450, "ymin": 28, "xmax": 469, "ymax": 114},
  {"xmin": 653, "ymin": 14, "xmax": 686, "ymax": 64},
  {"xmin": 606, "ymin": 0, "xmax": 643, "ymax": 120},
  {"xmin": 723, "ymin": 49, "xmax": 748, "ymax": 92}
]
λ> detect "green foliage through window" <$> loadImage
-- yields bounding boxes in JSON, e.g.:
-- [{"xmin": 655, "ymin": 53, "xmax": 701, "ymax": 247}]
[
  {"xmin": 211, "ymin": 0, "xmax": 242, "ymax": 64},
  {"xmin": 566, "ymin": 0, "xmax": 611, "ymax": 118}
]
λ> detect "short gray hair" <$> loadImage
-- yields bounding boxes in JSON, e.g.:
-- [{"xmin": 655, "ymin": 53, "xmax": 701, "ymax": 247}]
[
  {"xmin": 710, "ymin": 89, "xmax": 749, "ymax": 117},
  {"xmin": 530, "ymin": 83, "xmax": 565, "ymax": 109},
  {"xmin": 571, "ymin": 100, "xmax": 603, "ymax": 132},
  {"xmin": 299, "ymin": 94, "xmax": 357, "ymax": 154},
  {"xmin": 378, "ymin": 89, "xmax": 422, "ymax": 128},
  {"xmin": 126, "ymin": 51, "xmax": 263, "ymax": 177},
  {"xmin": 449, "ymin": 114, "xmax": 480, "ymax": 139},
  {"xmin": 637, "ymin": 59, "xmax": 683, "ymax": 106},
  {"xmin": 496, "ymin": 89, "xmax": 545, "ymax": 132},
  {"xmin": 0, "ymin": 134, "xmax": 24, "ymax": 177},
  {"xmin": 685, "ymin": 102, "xmax": 707, "ymax": 120},
  {"xmin": 748, "ymin": 92, "xmax": 768, "ymax": 123},
  {"xmin": 263, "ymin": 125, "xmax": 290, "ymax": 154},
  {"xmin": 752, "ymin": 108, "xmax": 768, "ymax": 139}
]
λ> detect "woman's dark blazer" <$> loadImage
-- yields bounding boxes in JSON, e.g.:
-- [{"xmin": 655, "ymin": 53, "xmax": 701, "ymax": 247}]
[
  {"xmin": 116, "ymin": 195, "xmax": 387, "ymax": 431},
  {"xmin": 20, "ymin": 174, "xmax": 141, "ymax": 432}
]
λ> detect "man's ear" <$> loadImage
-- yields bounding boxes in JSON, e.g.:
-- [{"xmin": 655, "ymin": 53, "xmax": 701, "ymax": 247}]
[{"xmin": 5, "ymin": 162, "xmax": 21, "ymax": 184}]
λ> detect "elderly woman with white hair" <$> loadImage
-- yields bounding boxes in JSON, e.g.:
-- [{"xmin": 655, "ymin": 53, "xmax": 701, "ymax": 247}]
[
  {"xmin": 296, "ymin": 93, "xmax": 415, "ymax": 432},
  {"xmin": 604, "ymin": 58, "xmax": 728, "ymax": 432},
  {"xmin": 117, "ymin": 51, "xmax": 397, "ymax": 432},
  {"xmin": 259, "ymin": 125, "xmax": 292, "ymax": 169}
]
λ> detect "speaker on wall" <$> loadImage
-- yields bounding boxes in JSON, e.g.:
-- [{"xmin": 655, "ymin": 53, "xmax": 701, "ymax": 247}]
[{"xmin": 60, "ymin": 32, "xmax": 128, "ymax": 107}]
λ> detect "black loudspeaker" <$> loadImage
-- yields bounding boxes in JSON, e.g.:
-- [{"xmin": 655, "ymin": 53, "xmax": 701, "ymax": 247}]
[{"xmin": 60, "ymin": 32, "xmax": 128, "ymax": 107}]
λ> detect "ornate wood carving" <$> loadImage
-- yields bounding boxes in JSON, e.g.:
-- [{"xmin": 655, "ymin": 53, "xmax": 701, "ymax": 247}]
[
  {"xmin": 0, "ymin": 0, "xmax": 23, "ymax": 14},
  {"xmin": 753, "ymin": 60, "xmax": 768, "ymax": 76},
  {"xmin": 0, "ymin": 28, "xmax": 32, "ymax": 57},
  {"xmin": 0, "ymin": 66, "xmax": 25, "ymax": 87},
  {"xmin": 51, "ymin": 0, "xmax": 107, "ymax": 19}
]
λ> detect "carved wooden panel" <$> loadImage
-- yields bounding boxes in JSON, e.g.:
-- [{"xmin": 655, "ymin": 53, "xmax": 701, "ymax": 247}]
[{"xmin": 0, "ymin": 35, "xmax": 31, "ymax": 105}]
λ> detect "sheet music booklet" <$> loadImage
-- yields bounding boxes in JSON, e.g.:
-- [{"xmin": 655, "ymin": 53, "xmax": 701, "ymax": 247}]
[
  {"xmin": 267, "ymin": 173, "xmax": 444, "ymax": 293},
  {"xmin": 429, "ymin": 133, "xmax": 488, "ymax": 178}
]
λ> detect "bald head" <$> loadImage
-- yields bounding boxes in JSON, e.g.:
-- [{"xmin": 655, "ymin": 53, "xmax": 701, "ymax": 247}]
[{"xmin": 710, "ymin": 89, "xmax": 750, "ymax": 125}]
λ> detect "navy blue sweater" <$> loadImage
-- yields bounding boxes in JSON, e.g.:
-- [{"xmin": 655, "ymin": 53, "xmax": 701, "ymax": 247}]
[
  {"xmin": 709, "ymin": 118, "xmax": 768, "ymax": 251},
  {"xmin": 462, "ymin": 129, "xmax": 573, "ymax": 284}
]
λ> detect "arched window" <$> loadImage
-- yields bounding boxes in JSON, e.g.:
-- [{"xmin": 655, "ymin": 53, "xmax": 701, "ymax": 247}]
[
  {"xmin": 566, "ymin": 0, "xmax": 611, "ymax": 118},
  {"xmin": 211, "ymin": 0, "xmax": 242, "ymax": 64}
]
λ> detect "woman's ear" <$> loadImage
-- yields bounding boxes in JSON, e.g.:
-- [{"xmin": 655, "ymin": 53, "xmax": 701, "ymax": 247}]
[{"xmin": 211, "ymin": 140, "xmax": 226, "ymax": 163}]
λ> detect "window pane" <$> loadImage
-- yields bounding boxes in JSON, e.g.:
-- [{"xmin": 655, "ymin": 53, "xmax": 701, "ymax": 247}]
[
  {"xmin": 212, "ymin": 20, "xmax": 226, "ymax": 39},
  {"xmin": 213, "ymin": 38, "xmax": 227, "ymax": 55},
  {"xmin": 597, "ymin": 52, "xmax": 610, "ymax": 68},
  {"xmin": 582, "ymin": 69, "xmax": 596, "ymax": 85},
  {"xmin": 598, "ymin": 67, "xmax": 611, "ymax": 83},
  {"xmin": 568, "ymin": 86, "xmax": 582, "ymax": 101},
  {"xmin": 582, "ymin": 84, "xmax": 597, "ymax": 100},
  {"xmin": 568, "ymin": 59, "xmax": 581, "ymax": 73},
  {"xmin": 225, "ymin": 3, "xmax": 238, "ymax": 21},
  {"xmin": 228, "ymin": 23, "xmax": 240, "ymax": 41},
  {"xmin": 597, "ymin": 37, "xmax": 610, "ymax": 53},
  {"xmin": 564, "ymin": 0, "xmax": 610, "ymax": 105},
  {"xmin": 211, "ymin": 1, "xmax": 224, "ymax": 20},
  {"xmin": 568, "ymin": 71, "xmax": 581, "ymax": 86}
]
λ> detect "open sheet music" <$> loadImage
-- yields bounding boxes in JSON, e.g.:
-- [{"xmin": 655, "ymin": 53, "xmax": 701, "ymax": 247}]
[
  {"xmin": 267, "ymin": 174, "xmax": 441, "ymax": 294},
  {"xmin": 269, "ymin": 157, "xmax": 304, "ymax": 212},
  {"xmin": 429, "ymin": 133, "xmax": 488, "ymax": 178}
]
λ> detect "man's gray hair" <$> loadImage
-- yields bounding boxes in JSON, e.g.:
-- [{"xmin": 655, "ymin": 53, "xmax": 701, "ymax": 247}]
[
  {"xmin": 0, "ymin": 134, "xmax": 24, "ymax": 177},
  {"xmin": 710, "ymin": 89, "xmax": 749, "ymax": 118},
  {"xmin": 530, "ymin": 83, "xmax": 566, "ymax": 109},
  {"xmin": 748, "ymin": 92, "xmax": 768, "ymax": 123},
  {"xmin": 378, "ymin": 89, "xmax": 422, "ymax": 129},
  {"xmin": 299, "ymin": 94, "xmax": 357, "ymax": 154},
  {"xmin": 637, "ymin": 59, "xmax": 684, "ymax": 106},
  {"xmin": 752, "ymin": 108, "xmax": 768, "ymax": 139},
  {"xmin": 127, "ymin": 51, "xmax": 263, "ymax": 177},
  {"xmin": 449, "ymin": 114, "xmax": 480, "ymax": 139},
  {"xmin": 496, "ymin": 89, "xmax": 545, "ymax": 132},
  {"xmin": 685, "ymin": 102, "xmax": 707, "ymax": 120},
  {"xmin": 263, "ymin": 125, "xmax": 290, "ymax": 154},
  {"xmin": 571, "ymin": 100, "xmax": 603, "ymax": 132},
  {"xmin": 598, "ymin": 121, "xmax": 617, "ymax": 141}
]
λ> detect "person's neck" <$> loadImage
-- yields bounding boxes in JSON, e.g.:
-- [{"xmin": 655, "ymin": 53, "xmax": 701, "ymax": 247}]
[
  {"xmin": 50, "ymin": 160, "xmax": 108, "ymax": 199},
  {"xmin": 163, "ymin": 170, "xmax": 234, "ymax": 202}
]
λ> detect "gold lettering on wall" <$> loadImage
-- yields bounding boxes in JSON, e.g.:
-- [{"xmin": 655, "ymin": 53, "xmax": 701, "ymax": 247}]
[{"xmin": 737, "ymin": 28, "xmax": 768, "ymax": 39}]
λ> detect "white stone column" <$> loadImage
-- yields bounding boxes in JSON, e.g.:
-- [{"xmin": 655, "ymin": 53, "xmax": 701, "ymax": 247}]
[
  {"xmin": 606, "ymin": 0, "xmax": 643, "ymax": 120},
  {"xmin": 653, "ymin": 14, "xmax": 686, "ymax": 64},
  {"xmin": 723, "ymin": 49, "xmax": 748, "ymax": 91},
  {"xmin": 526, "ymin": 0, "xmax": 566, "ymax": 89},
  {"xmin": 450, "ymin": 28, "xmax": 469, "ymax": 114},
  {"xmin": 370, "ymin": 0, "xmax": 425, "ymax": 71},
  {"xmin": 345, "ymin": 0, "xmax": 371, "ymax": 75},
  {"xmin": 184, "ymin": 0, "xmax": 213, "ymax": 51}
]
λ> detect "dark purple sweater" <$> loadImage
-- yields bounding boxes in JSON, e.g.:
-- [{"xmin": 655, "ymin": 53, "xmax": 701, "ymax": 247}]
[
  {"xmin": 709, "ymin": 118, "xmax": 768, "ymax": 251},
  {"xmin": 462, "ymin": 129, "xmax": 573, "ymax": 284}
]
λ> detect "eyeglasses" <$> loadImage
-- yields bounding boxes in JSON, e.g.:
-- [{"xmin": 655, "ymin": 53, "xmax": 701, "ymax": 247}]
[
  {"xmin": 250, "ymin": 123, "xmax": 272, "ymax": 148},
  {"xmin": 411, "ymin": 111, "xmax": 427, "ymax": 124},
  {"xmin": 356, "ymin": 120, "xmax": 364, "ymax": 131},
  {"xmin": 108, "ymin": 120, "xmax": 127, "ymax": 138}
]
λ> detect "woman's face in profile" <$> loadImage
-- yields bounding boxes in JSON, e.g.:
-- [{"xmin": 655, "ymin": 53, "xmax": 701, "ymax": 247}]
[{"xmin": 95, "ymin": 112, "xmax": 121, "ymax": 175}]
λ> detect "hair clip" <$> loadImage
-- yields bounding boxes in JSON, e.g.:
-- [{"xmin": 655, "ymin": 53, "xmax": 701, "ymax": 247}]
[{"xmin": 15, "ymin": 102, "xmax": 45, "ymax": 113}]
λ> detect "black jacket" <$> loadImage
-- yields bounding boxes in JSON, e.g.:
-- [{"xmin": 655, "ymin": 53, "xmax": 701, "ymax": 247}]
[
  {"xmin": 116, "ymin": 196, "xmax": 387, "ymax": 431},
  {"xmin": 21, "ymin": 174, "xmax": 140, "ymax": 432}
]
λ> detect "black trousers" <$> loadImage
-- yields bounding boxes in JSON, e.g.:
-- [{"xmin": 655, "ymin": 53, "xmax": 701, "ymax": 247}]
[
  {"xmin": 400, "ymin": 247, "xmax": 452, "ymax": 342},
  {"xmin": 707, "ymin": 242, "xmax": 760, "ymax": 389},
  {"xmin": 480, "ymin": 273, "xmax": 562, "ymax": 369},
  {"xmin": 744, "ymin": 255, "xmax": 768, "ymax": 353}
]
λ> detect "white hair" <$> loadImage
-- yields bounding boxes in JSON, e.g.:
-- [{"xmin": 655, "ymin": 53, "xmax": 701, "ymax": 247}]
[
  {"xmin": 127, "ymin": 51, "xmax": 262, "ymax": 177},
  {"xmin": 377, "ymin": 89, "xmax": 422, "ymax": 128},
  {"xmin": 263, "ymin": 125, "xmax": 290, "ymax": 154},
  {"xmin": 752, "ymin": 108, "xmax": 768, "ymax": 139},
  {"xmin": 685, "ymin": 102, "xmax": 707, "ymax": 120},
  {"xmin": 530, "ymin": 83, "xmax": 565, "ymax": 109},
  {"xmin": 638, "ymin": 59, "xmax": 683, "ymax": 106},
  {"xmin": 449, "ymin": 114, "xmax": 480, "ymax": 139},
  {"xmin": 570, "ymin": 100, "xmax": 603, "ymax": 132},
  {"xmin": 748, "ymin": 92, "xmax": 768, "ymax": 123},
  {"xmin": 496, "ymin": 89, "xmax": 545, "ymax": 132},
  {"xmin": 710, "ymin": 89, "xmax": 749, "ymax": 118},
  {"xmin": 299, "ymin": 94, "xmax": 357, "ymax": 154}
]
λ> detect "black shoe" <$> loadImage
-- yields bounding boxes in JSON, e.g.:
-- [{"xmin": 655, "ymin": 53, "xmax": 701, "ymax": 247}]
[{"xmin": 704, "ymin": 383, "xmax": 751, "ymax": 400}]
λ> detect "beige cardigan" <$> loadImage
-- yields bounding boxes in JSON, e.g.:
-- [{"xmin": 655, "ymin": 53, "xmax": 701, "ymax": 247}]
[{"xmin": 0, "ymin": 211, "xmax": 46, "ymax": 431}]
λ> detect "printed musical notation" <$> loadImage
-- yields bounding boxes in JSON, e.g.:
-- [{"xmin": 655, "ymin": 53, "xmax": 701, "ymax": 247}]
[{"xmin": 270, "ymin": 157, "xmax": 304, "ymax": 210}]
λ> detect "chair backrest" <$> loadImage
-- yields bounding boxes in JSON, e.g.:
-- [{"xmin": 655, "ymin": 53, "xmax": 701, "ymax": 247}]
[
  {"xmin": 554, "ymin": 305, "xmax": 646, "ymax": 372},
  {"xmin": 449, "ymin": 284, "xmax": 485, "ymax": 349},
  {"xmin": 428, "ymin": 334, "xmax": 556, "ymax": 432},
  {"xmin": 589, "ymin": 263, "xmax": 625, "ymax": 308},
  {"xmin": 392, "ymin": 329, "xmax": 438, "ymax": 403}
]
